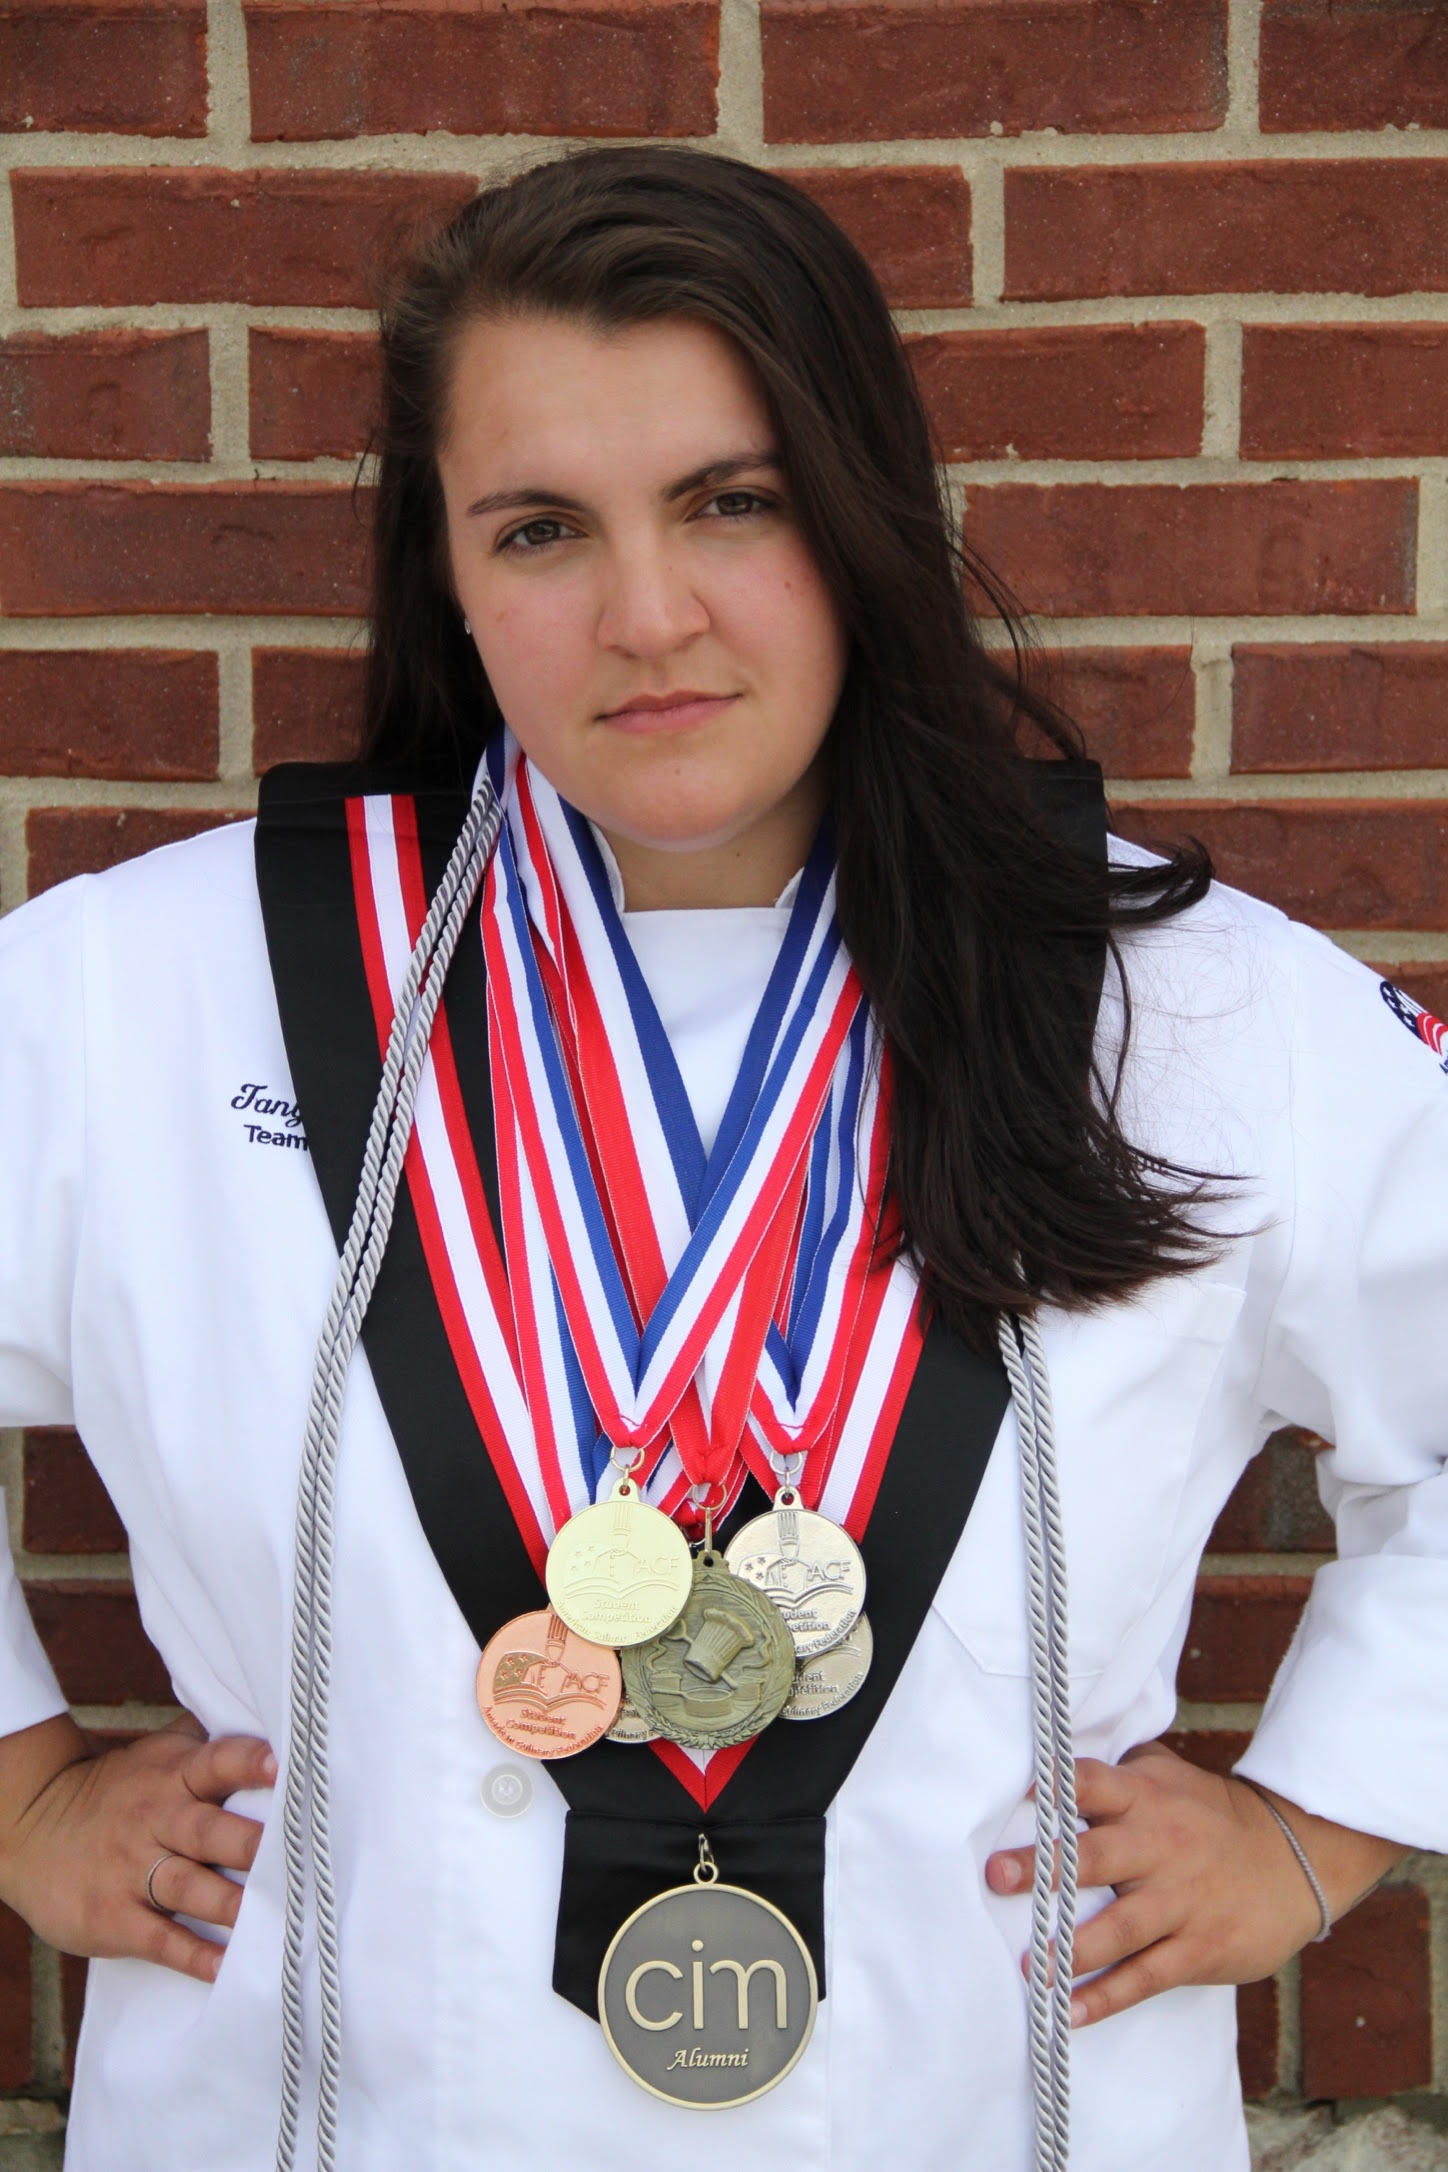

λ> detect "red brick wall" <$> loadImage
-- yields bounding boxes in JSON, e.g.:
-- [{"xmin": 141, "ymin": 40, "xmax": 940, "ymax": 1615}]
[{"xmin": 1, "ymin": 0, "xmax": 1444, "ymax": 2146}]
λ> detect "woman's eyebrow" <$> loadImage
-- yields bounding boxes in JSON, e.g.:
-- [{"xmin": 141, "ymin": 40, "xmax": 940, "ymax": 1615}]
[{"xmin": 465, "ymin": 449, "xmax": 782, "ymax": 522}]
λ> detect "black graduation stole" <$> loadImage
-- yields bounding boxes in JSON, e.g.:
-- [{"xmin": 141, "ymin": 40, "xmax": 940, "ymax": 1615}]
[{"xmin": 254, "ymin": 756, "xmax": 1106, "ymax": 2017}]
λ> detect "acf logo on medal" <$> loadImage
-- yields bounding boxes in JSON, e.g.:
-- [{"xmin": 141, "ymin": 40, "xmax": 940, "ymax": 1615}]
[{"xmin": 599, "ymin": 1869, "xmax": 818, "ymax": 2109}]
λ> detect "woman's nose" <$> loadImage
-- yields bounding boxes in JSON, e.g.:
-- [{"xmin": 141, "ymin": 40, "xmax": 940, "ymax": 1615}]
[{"xmin": 596, "ymin": 542, "xmax": 710, "ymax": 658}]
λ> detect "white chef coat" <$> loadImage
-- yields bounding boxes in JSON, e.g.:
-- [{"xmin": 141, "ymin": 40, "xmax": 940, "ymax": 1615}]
[{"xmin": 0, "ymin": 811, "xmax": 1445, "ymax": 2172}]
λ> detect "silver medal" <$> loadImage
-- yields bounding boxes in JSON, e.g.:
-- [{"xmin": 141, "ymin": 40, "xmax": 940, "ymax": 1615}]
[
  {"xmin": 723, "ymin": 1488, "xmax": 866, "ymax": 1658},
  {"xmin": 782, "ymin": 1612, "xmax": 873, "ymax": 1720}
]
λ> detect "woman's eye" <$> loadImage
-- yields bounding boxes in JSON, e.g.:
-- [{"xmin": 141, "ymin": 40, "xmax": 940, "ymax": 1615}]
[
  {"xmin": 498, "ymin": 517, "xmax": 574, "ymax": 554},
  {"xmin": 703, "ymin": 489, "xmax": 774, "ymax": 521}
]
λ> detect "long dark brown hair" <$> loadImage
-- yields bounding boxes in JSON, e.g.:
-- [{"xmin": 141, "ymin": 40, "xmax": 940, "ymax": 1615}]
[{"xmin": 362, "ymin": 144, "xmax": 1220, "ymax": 1351}]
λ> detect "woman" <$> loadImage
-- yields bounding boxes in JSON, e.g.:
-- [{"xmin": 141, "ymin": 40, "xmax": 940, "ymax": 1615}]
[{"xmin": 0, "ymin": 145, "xmax": 1439, "ymax": 2171}]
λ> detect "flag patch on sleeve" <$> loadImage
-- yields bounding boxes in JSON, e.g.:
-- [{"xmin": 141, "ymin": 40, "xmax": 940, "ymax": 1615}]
[{"xmin": 1380, "ymin": 980, "xmax": 1448, "ymax": 1074}]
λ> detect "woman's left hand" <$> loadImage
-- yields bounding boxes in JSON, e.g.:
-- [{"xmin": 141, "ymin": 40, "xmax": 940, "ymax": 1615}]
[{"xmin": 983, "ymin": 1740, "xmax": 1410, "ymax": 2027}]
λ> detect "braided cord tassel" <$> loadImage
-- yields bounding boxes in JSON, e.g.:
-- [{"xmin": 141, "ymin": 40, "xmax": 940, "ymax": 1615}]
[{"xmin": 276, "ymin": 786, "xmax": 501, "ymax": 2172}]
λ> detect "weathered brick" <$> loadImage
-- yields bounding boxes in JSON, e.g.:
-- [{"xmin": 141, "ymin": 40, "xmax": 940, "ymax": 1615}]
[
  {"xmin": 0, "ymin": 484, "xmax": 370, "ymax": 617},
  {"xmin": 249, "ymin": 329, "xmax": 379, "ymax": 461},
  {"xmin": 1241, "ymin": 325, "xmax": 1448, "ymax": 461},
  {"xmin": 1300, "ymin": 1885, "xmax": 1432, "ymax": 2099},
  {"xmin": 1261, "ymin": 0, "xmax": 1448, "ymax": 133},
  {"xmin": 1233, "ymin": 645, "xmax": 1448, "ymax": 775},
  {"xmin": 0, "ymin": 650, "xmax": 219, "ymax": 781},
  {"xmin": 23, "ymin": 1430, "xmax": 128, "ymax": 1556},
  {"xmin": 1369, "ymin": 961, "xmax": 1448, "ymax": 1023},
  {"xmin": 1004, "ymin": 162, "xmax": 1448, "ymax": 302},
  {"xmin": 0, "ymin": 0, "xmax": 207, "ymax": 135},
  {"xmin": 783, "ymin": 167, "xmax": 971, "ymax": 309},
  {"xmin": 963, "ymin": 481, "xmax": 1416, "ymax": 619},
  {"xmin": 909, "ymin": 324, "xmax": 1203, "ymax": 461},
  {"xmin": 1208, "ymin": 1427, "xmax": 1335, "ymax": 1555},
  {"xmin": 1034, "ymin": 646, "xmax": 1194, "ymax": 780},
  {"xmin": 1178, "ymin": 1573, "xmax": 1312, "ymax": 1702},
  {"xmin": 760, "ymin": 0, "xmax": 1227, "ymax": 141},
  {"xmin": 1236, "ymin": 1976, "xmax": 1280, "ymax": 2101},
  {"xmin": 26, "ymin": 808, "xmax": 246, "ymax": 897},
  {"xmin": 1161, "ymin": 1728, "xmax": 1254, "ymax": 1779},
  {"xmin": 0, "ymin": 330, "xmax": 210, "ymax": 461},
  {"xmin": 12, "ymin": 169, "xmax": 475, "ymax": 309},
  {"xmin": 26, "ymin": 1580, "xmax": 172, "ymax": 1705},
  {"xmin": 0, "ymin": 1903, "xmax": 32, "ymax": 2091},
  {"xmin": 252, "ymin": 647, "xmax": 366, "ymax": 769},
  {"xmin": 1114, "ymin": 801, "xmax": 1448, "ymax": 931},
  {"xmin": 245, "ymin": 0, "xmax": 718, "ymax": 141}
]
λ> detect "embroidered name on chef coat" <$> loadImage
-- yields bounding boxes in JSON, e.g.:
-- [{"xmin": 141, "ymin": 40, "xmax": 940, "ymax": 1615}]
[{"xmin": 231, "ymin": 1081, "xmax": 311, "ymax": 1152}]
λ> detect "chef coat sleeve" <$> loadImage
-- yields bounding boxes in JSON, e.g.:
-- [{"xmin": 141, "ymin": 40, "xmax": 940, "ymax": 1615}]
[
  {"xmin": 1233, "ymin": 921, "xmax": 1448, "ymax": 1852},
  {"xmin": 0, "ymin": 879, "xmax": 88, "ymax": 1729}
]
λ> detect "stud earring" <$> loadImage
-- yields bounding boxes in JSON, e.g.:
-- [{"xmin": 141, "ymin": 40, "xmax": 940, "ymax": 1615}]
[{"xmin": 462, "ymin": 617, "xmax": 472, "ymax": 636}]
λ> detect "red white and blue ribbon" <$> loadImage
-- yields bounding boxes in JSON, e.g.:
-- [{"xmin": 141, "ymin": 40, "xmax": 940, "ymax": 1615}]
[{"xmin": 345, "ymin": 736, "xmax": 925, "ymax": 1779}]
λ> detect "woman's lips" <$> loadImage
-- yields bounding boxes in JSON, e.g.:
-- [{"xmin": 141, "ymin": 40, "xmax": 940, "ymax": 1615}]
[{"xmin": 600, "ymin": 693, "xmax": 738, "ymax": 733}]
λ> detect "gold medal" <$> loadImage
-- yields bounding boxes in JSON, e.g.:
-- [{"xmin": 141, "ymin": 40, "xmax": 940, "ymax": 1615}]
[
  {"xmin": 599, "ymin": 1838, "xmax": 818, "ymax": 2109},
  {"xmin": 621, "ymin": 1547, "xmax": 795, "ymax": 1750},
  {"xmin": 723, "ymin": 1487, "xmax": 867, "ymax": 1658},
  {"xmin": 475, "ymin": 1607, "xmax": 621, "ymax": 1760},
  {"xmin": 545, "ymin": 1476, "xmax": 694, "ymax": 1648},
  {"xmin": 782, "ymin": 1612, "xmax": 873, "ymax": 1720}
]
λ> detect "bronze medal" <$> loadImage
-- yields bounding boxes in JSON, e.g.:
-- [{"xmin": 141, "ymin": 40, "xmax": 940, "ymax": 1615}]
[
  {"xmin": 723, "ymin": 1487, "xmax": 867, "ymax": 1658},
  {"xmin": 621, "ymin": 1550, "xmax": 795, "ymax": 1750},
  {"xmin": 598, "ymin": 1839, "xmax": 818, "ymax": 2109},
  {"xmin": 545, "ymin": 1478, "xmax": 694, "ymax": 1648},
  {"xmin": 476, "ymin": 1607, "xmax": 621, "ymax": 1760},
  {"xmin": 782, "ymin": 1612, "xmax": 873, "ymax": 1720}
]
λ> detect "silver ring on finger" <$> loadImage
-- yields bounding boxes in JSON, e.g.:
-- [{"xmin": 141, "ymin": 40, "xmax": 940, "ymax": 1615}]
[{"xmin": 144, "ymin": 1851, "xmax": 179, "ymax": 1915}]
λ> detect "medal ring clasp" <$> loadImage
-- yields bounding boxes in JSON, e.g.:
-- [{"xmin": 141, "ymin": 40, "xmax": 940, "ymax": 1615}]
[{"xmin": 694, "ymin": 1834, "xmax": 720, "ymax": 1886}]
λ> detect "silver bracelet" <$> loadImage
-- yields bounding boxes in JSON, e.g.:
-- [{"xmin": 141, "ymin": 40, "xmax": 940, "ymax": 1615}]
[{"xmin": 1241, "ymin": 1779, "xmax": 1332, "ymax": 1943}]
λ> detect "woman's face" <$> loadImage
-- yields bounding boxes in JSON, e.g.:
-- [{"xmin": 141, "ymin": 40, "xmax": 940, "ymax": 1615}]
[{"xmin": 436, "ymin": 311, "xmax": 849, "ymax": 906}]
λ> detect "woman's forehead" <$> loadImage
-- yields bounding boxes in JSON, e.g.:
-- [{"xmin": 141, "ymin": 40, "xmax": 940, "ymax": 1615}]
[{"xmin": 440, "ymin": 313, "xmax": 775, "ymax": 491}]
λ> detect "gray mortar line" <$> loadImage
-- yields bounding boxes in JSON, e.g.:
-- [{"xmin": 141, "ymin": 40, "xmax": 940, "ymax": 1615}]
[
  {"xmin": 1108, "ymin": 772, "xmax": 1448, "ymax": 802},
  {"xmin": 0, "ymin": 802, "xmax": 27, "ymax": 916},
  {"xmin": 207, "ymin": 0, "xmax": 252, "ymax": 155},
  {"xmin": 716, "ymin": 0, "xmax": 763, "ymax": 158},
  {"xmin": 1201, "ymin": 319, "xmax": 1243, "ymax": 461},
  {"xmin": 1226, "ymin": 0, "xmax": 1264, "ymax": 137},
  {"xmin": 1189, "ymin": 639, "xmax": 1236, "ymax": 782},
  {"xmin": 216, "ymin": 632, "xmax": 254, "ymax": 783}
]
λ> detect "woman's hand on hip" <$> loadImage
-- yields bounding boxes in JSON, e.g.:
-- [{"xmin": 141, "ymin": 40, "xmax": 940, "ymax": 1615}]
[
  {"xmin": 0, "ymin": 1709, "xmax": 276, "ymax": 1986},
  {"xmin": 984, "ymin": 1739, "xmax": 1409, "ymax": 2028}
]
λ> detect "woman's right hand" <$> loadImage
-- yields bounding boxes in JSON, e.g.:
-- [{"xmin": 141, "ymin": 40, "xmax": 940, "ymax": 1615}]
[{"xmin": 0, "ymin": 1710, "xmax": 276, "ymax": 1985}]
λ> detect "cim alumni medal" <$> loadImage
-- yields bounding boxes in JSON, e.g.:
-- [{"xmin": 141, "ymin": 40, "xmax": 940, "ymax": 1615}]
[
  {"xmin": 723, "ymin": 1488, "xmax": 867, "ymax": 1658},
  {"xmin": 545, "ymin": 1478, "xmax": 694, "ymax": 1648},
  {"xmin": 476, "ymin": 1608, "xmax": 621, "ymax": 1760},
  {"xmin": 599, "ymin": 1841, "xmax": 817, "ymax": 2109},
  {"xmin": 622, "ymin": 1552, "xmax": 795, "ymax": 1750},
  {"xmin": 782, "ymin": 1612, "xmax": 873, "ymax": 1720}
]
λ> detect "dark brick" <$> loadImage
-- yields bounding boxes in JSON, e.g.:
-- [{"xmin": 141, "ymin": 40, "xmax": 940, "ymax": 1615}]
[
  {"xmin": 1233, "ymin": 645, "xmax": 1448, "ymax": 776},
  {"xmin": 27, "ymin": 1581, "xmax": 172, "ymax": 1706},
  {"xmin": 0, "ymin": 330, "xmax": 210, "ymax": 461},
  {"xmin": 0, "ymin": 0, "xmax": 207, "ymax": 135},
  {"xmin": 252, "ymin": 647, "xmax": 365, "ymax": 769},
  {"xmin": 1237, "ymin": 1976, "xmax": 1280, "ymax": 2100},
  {"xmin": 0, "ymin": 650, "xmax": 219, "ymax": 781},
  {"xmin": 26, "ymin": 808, "xmax": 247, "ymax": 897},
  {"xmin": 1208, "ymin": 1427, "xmax": 1336, "ymax": 1554},
  {"xmin": 1004, "ymin": 162, "xmax": 1448, "ymax": 302},
  {"xmin": 1261, "ymin": 0, "xmax": 1448, "ymax": 132},
  {"xmin": 964, "ymin": 481, "xmax": 1417, "ymax": 619},
  {"xmin": 1301, "ymin": 1885, "xmax": 1432, "ymax": 2098},
  {"xmin": 249, "ymin": 329, "xmax": 379, "ymax": 461},
  {"xmin": 783, "ymin": 166, "xmax": 971, "ymax": 309},
  {"xmin": 908, "ymin": 324, "xmax": 1204, "ymax": 461},
  {"xmin": 1178, "ymin": 1573, "xmax": 1313, "ymax": 1702},
  {"xmin": 761, "ymin": 0, "xmax": 1227, "ymax": 141},
  {"xmin": 23, "ymin": 1430, "xmax": 128, "ymax": 1556},
  {"xmin": 1114, "ymin": 801, "xmax": 1448, "ymax": 932},
  {"xmin": 12, "ymin": 168, "xmax": 475, "ymax": 309},
  {"xmin": 0, "ymin": 484, "xmax": 370, "ymax": 617},
  {"xmin": 245, "ymin": 0, "xmax": 718, "ymax": 140},
  {"xmin": 1242, "ymin": 325, "xmax": 1448, "ymax": 461}
]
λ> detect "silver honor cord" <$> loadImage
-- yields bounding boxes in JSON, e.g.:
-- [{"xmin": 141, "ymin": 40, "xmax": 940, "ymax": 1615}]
[
  {"xmin": 270, "ymin": 776, "xmax": 1074, "ymax": 2172},
  {"xmin": 276, "ymin": 781, "xmax": 502, "ymax": 2172},
  {"xmin": 998, "ymin": 1310, "xmax": 1078, "ymax": 2172}
]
